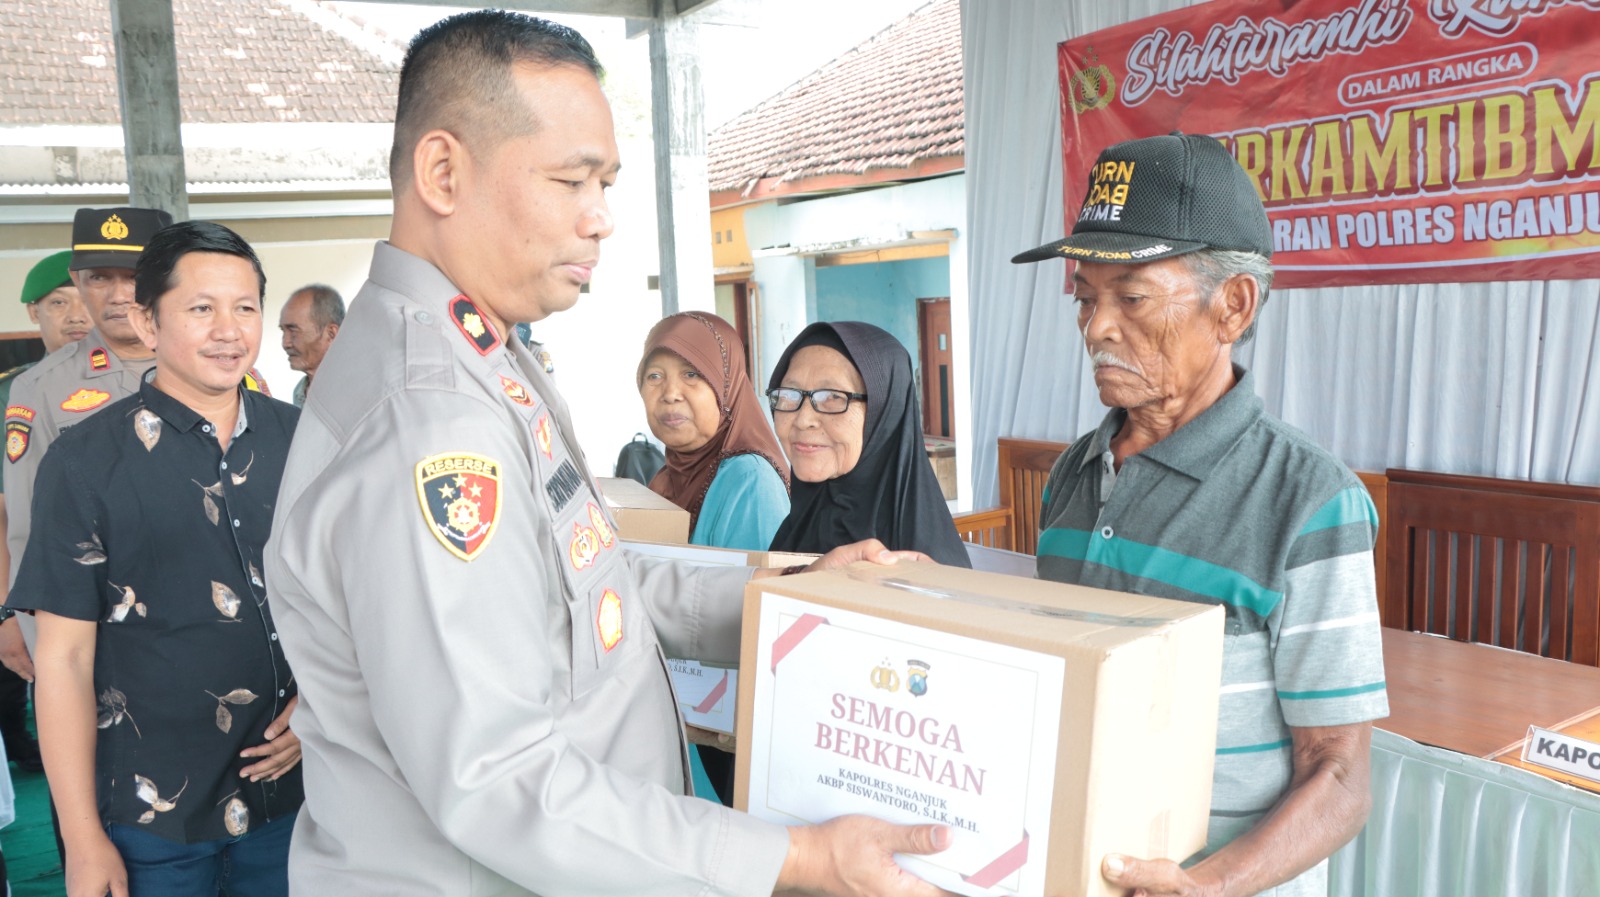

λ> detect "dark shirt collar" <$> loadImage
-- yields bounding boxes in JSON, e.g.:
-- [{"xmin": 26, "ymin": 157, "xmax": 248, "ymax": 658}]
[
  {"xmin": 1082, "ymin": 365, "xmax": 1262, "ymax": 481},
  {"xmin": 138, "ymin": 377, "xmax": 251, "ymax": 437}
]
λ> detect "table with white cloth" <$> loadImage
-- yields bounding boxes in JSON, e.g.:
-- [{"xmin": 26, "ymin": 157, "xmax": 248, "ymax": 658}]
[{"xmin": 1329, "ymin": 630, "xmax": 1600, "ymax": 896}]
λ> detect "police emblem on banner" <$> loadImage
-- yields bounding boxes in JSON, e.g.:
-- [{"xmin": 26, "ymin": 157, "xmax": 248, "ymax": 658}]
[
  {"xmin": 597, "ymin": 588, "xmax": 624, "ymax": 652},
  {"xmin": 415, "ymin": 452, "xmax": 502, "ymax": 561},
  {"xmin": 5, "ymin": 421, "xmax": 29, "ymax": 463}
]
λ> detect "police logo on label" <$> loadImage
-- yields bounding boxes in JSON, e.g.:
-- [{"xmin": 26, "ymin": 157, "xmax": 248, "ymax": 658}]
[
  {"xmin": 870, "ymin": 661, "xmax": 900, "ymax": 692},
  {"xmin": 415, "ymin": 452, "xmax": 503, "ymax": 561},
  {"xmin": 5, "ymin": 421, "xmax": 30, "ymax": 463},
  {"xmin": 449, "ymin": 295, "xmax": 499, "ymax": 356},
  {"xmin": 61, "ymin": 388, "xmax": 112, "ymax": 412},
  {"xmin": 597, "ymin": 589, "xmax": 624, "ymax": 652},
  {"xmin": 907, "ymin": 659, "xmax": 931, "ymax": 697}
]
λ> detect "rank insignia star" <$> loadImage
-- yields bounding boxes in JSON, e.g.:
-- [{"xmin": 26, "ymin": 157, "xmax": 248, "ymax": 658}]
[
  {"xmin": 89, "ymin": 347, "xmax": 110, "ymax": 371},
  {"xmin": 597, "ymin": 589, "xmax": 624, "ymax": 652},
  {"xmin": 499, "ymin": 375, "xmax": 533, "ymax": 407},
  {"xmin": 61, "ymin": 388, "xmax": 112, "ymax": 412},
  {"xmin": 415, "ymin": 452, "xmax": 503, "ymax": 561},
  {"xmin": 449, "ymin": 295, "xmax": 500, "ymax": 356}
]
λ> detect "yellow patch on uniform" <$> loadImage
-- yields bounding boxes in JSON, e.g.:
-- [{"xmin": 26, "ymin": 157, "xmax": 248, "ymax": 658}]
[
  {"xmin": 89, "ymin": 348, "xmax": 110, "ymax": 371},
  {"xmin": 534, "ymin": 414, "xmax": 554, "ymax": 459},
  {"xmin": 587, "ymin": 502, "xmax": 615, "ymax": 549},
  {"xmin": 569, "ymin": 522, "xmax": 601, "ymax": 570},
  {"xmin": 415, "ymin": 453, "xmax": 503, "ymax": 561},
  {"xmin": 60, "ymin": 388, "xmax": 111, "ymax": 412},
  {"xmin": 5, "ymin": 405, "xmax": 35, "ymax": 423},
  {"xmin": 499, "ymin": 375, "xmax": 533, "ymax": 407},
  {"xmin": 597, "ymin": 589, "xmax": 624, "ymax": 652},
  {"xmin": 244, "ymin": 368, "xmax": 271, "ymax": 396}
]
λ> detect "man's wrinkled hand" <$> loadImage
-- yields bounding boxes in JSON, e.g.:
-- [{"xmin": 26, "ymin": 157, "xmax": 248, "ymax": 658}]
[{"xmin": 1102, "ymin": 853, "xmax": 1218, "ymax": 897}]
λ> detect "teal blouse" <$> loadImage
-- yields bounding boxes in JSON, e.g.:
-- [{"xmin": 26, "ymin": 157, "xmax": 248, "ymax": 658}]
[{"xmin": 690, "ymin": 454, "xmax": 789, "ymax": 551}]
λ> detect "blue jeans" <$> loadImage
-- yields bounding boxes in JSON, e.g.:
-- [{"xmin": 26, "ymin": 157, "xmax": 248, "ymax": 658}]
[{"xmin": 106, "ymin": 809, "xmax": 296, "ymax": 897}]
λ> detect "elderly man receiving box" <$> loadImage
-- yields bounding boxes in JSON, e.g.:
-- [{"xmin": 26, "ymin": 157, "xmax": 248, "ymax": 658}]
[
  {"xmin": 1012, "ymin": 132, "xmax": 1387, "ymax": 897},
  {"xmin": 277, "ymin": 284, "xmax": 343, "ymax": 407},
  {"xmin": 266, "ymin": 11, "xmax": 948, "ymax": 897}
]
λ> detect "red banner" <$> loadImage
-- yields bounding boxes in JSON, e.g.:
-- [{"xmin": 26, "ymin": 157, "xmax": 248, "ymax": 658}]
[{"xmin": 1059, "ymin": 0, "xmax": 1600, "ymax": 287}]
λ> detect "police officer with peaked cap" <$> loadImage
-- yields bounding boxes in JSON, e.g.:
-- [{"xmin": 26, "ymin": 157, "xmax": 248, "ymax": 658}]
[{"xmin": 3, "ymin": 206, "xmax": 173, "ymax": 589}]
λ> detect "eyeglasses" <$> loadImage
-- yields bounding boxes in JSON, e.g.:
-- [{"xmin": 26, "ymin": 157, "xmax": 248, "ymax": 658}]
[{"xmin": 767, "ymin": 387, "xmax": 867, "ymax": 415}]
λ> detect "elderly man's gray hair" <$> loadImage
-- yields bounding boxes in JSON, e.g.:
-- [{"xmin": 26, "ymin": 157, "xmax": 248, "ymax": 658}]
[
  {"xmin": 293, "ymin": 283, "xmax": 346, "ymax": 330},
  {"xmin": 1182, "ymin": 250, "xmax": 1274, "ymax": 344}
]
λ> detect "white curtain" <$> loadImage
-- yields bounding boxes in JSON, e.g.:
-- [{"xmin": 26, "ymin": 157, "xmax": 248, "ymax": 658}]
[{"xmin": 962, "ymin": 0, "xmax": 1600, "ymax": 507}]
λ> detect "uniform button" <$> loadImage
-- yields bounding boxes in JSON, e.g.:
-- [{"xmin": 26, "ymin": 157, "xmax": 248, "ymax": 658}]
[
  {"xmin": 270, "ymin": 632, "xmax": 278, "ymax": 641},
  {"xmin": 278, "ymin": 689, "xmax": 286, "ymax": 697},
  {"xmin": 202, "ymin": 424, "xmax": 212, "ymax": 433},
  {"xmin": 1100, "ymin": 526, "xmax": 1114, "ymax": 540},
  {"xmin": 415, "ymin": 311, "xmax": 434, "ymax": 325},
  {"xmin": 220, "ymin": 461, "xmax": 228, "ymax": 470},
  {"xmin": 232, "ymin": 519, "xmax": 241, "ymax": 528}
]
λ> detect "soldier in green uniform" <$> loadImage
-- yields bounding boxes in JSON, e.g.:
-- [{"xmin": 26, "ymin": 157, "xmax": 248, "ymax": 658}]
[{"xmin": 0, "ymin": 249, "xmax": 90, "ymax": 767}]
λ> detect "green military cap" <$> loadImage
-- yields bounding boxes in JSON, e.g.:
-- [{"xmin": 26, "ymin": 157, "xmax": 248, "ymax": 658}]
[
  {"xmin": 70, "ymin": 206, "xmax": 175, "ymax": 271},
  {"xmin": 20, "ymin": 250, "xmax": 74, "ymax": 304}
]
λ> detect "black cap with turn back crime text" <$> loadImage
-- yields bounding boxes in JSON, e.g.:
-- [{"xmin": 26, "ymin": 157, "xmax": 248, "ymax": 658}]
[{"xmin": 1012, "ymin": 131, "xmax": 1272, "ymax": 265}]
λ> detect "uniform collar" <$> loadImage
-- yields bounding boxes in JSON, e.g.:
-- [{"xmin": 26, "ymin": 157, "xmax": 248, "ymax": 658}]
[
  {"xmin": 139, "ymin": 377, "xmax": 251, "ymax": 437},
  {"xmin": 1082, "ymin": 365, "xmax": 1262, "ymax": 481},
  {"xmin": 367, "ymin": 242, "xmax": 507, "ymax": 359}
]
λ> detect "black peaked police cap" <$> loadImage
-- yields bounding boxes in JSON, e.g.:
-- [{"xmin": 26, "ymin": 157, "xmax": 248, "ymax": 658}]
[
  {"xmin": 71, "ymin": 206, "xmax": 176, "ymax": 271},
  {"xmin": 1012, "ymin": 132, "xmax": 1272, "ymax": 265}
]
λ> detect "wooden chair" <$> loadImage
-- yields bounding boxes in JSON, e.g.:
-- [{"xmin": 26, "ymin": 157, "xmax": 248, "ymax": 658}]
[
  {"xmin": 952, "ymin": 506, "xmax": 1012, "ymax": 549},
  {"xmin": 996, "ymin": 438, "xmax": 1068, "ymax": 556},
  {"xmin": 1383, "ymin": 469, "xmax": 1600, "ymax": 667}
]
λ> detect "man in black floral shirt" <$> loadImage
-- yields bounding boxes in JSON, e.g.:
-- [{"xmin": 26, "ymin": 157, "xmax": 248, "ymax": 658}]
[{"xmin": 12, "ymin": 221, "xmax": 301, "ymax": 897}]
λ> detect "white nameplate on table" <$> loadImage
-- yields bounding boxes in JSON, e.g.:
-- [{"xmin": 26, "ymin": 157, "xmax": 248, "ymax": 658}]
[
  {"xmin": 747, "ymin": 592, "xmax": 1064, "ymax": 897},
  {"xmin": 1520, "ymin": 726, "xmax": 1600, "ymax": 785}
]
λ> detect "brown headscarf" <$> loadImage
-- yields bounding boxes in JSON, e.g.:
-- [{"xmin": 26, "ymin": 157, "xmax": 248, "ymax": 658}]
[{"xmin": 637, "ymin": 312, "xmax": 789, "ymax": 528}]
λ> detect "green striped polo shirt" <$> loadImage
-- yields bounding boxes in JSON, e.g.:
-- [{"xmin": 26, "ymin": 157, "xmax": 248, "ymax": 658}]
[{"xmin": 1036, "ymin": 367, "xmax": 1387, "ymax": 896}]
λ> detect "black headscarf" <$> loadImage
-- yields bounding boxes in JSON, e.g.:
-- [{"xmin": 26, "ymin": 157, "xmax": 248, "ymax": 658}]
[{"xmin": 767, "ymin": 322, "xmax": 970, "ymax": 567}]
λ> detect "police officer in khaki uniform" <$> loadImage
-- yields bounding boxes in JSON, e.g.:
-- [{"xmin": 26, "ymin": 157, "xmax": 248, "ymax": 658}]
[
  {"xmin": 4, "ymin": 206, "xmax": 173, "ymax": 587},
  {"xmin": 265, "ymin": 12, "xmax": 948, "ymax": 897}
]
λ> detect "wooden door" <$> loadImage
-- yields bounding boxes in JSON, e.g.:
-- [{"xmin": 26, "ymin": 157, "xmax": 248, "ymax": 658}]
[{"xmin": 917, "ymin": 297, "xmax": 953, "ymax": 439}]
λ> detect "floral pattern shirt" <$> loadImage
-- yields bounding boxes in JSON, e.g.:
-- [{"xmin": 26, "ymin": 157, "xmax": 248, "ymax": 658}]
[{"xmin": 11, "ymin": 378, "xmax": 302, "ymax": 843}]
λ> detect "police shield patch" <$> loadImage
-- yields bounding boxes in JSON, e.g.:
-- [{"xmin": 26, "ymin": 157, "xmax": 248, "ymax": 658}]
[
  {"xmin": 415, "ymin": 453, "xmax": 503, "ymax": 561},
  {"xmin": 5, "ymin": 421, "xmax": 29, "ymax": 463}
]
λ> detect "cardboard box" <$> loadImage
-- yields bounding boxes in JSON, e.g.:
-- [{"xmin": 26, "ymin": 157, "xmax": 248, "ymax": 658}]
[
  {"xmin": 623, "ymin": 540, "xmax": 818, "ymax": 735},
  {"xmin": 595, "ymin": 477, "xmax": 690, "ymax": 544},
  {"xmin": 735, "ymin": 562, "xmax": 1223, "ymax": 897}
]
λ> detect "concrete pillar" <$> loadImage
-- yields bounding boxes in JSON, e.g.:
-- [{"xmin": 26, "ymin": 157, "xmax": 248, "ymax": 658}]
[
  {"xmin": 111, "ymin": 0, "xmax": 189, "ymax": 220},
  {"xmin": 647, "ymin": 13, "xmax": 714, "ymax": 316}
]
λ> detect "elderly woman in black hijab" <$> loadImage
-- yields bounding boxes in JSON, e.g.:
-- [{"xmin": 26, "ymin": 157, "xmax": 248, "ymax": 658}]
[{"xmin": 766, "ymin": 321, "xmax": 970, "ymax": 567}]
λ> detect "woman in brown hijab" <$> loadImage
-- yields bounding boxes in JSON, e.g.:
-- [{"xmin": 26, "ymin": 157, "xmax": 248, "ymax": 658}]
[{"xmin": 637, "ymin": 312, "xmax": 789, "ymax": 551}]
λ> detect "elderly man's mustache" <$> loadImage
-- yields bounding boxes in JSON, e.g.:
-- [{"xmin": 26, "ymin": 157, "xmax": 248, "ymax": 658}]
[{"xmin": 1090, "ymin": 351, "xmax": 1138, "ymax": 373}]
